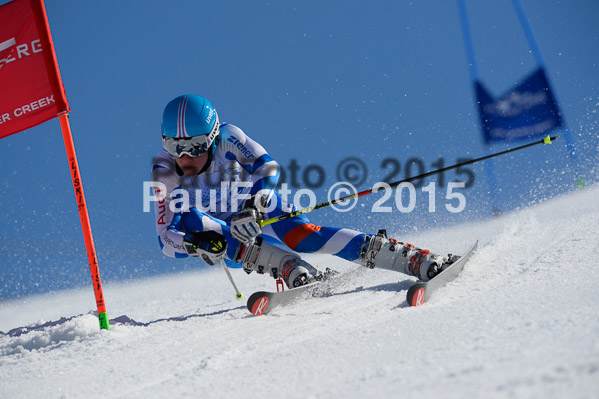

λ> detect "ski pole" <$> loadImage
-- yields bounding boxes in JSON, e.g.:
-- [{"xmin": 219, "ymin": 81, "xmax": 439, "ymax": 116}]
[
  {"xmin": 221, "ymin": 260, "xmax": 244, "ymax": 300},
  {"xmin": 260, "ymin": 135, "xmax": 558, "ymax": 227}
]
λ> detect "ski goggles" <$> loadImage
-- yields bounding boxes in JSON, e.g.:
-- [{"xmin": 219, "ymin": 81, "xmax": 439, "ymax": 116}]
[
  {"xmin": 162, "ymin": 115, "xmax": 220, "ymax": 157},
  {"xmin": 162, "ymin": 135, "xmax": 213, "ymax": 158}
]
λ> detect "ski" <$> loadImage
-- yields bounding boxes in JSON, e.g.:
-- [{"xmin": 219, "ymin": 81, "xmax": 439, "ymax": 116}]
[
  {"xmin": 247, "ymin": 281, "xmax": 319, "ymax": 316},
  {"xmin": 247, "ymin": 268, "xmax": 338, "ymax": 316},
  {"xmin": 247, "ymin": 243, "xmax": 478, "ymax": 315},
  {"xmin": 406, "ymin": 241, "xmax": 478, "ymax": 306}
]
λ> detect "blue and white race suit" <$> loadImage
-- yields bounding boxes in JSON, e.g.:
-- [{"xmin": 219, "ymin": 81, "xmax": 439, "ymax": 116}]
[{"xmin": 152, "ymin": 123, "xmax": 366, "ymax": 265}]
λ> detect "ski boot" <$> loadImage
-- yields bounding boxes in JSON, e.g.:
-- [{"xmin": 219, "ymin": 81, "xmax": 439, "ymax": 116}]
[
  {"xmin": 359, "ymin": 230, "xmax": 453, "ymax": 281},
  {"xmin": 235, "ymin": 237, "xmax": 323, "ymax": 288}
]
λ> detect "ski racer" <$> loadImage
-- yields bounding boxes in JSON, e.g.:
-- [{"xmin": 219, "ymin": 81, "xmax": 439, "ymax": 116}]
[{"xmin": 151, "ymin": 94, "xmax": 453, "ymax": 289}]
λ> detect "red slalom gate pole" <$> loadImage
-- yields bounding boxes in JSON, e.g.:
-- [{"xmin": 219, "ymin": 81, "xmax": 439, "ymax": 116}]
[{"xmin": 58, "ymin": 112, "xmax": 110, "ymax": 330}]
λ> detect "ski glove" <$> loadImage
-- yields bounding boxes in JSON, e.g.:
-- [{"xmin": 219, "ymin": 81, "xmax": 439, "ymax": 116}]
[
  {"xmin": 183, "ymin": 230, "xmax": 227, "ymax": 265},
  {"xmin": 230, "ymin": 195, "xmax": 268, "ymax": 243},
  {"xmin": 230, "ymin": 208, "xmax": 263, "ymax": 243}
]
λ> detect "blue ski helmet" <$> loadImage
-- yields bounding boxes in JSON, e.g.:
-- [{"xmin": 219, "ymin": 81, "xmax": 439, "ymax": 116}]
[{"xmin": 161, "ymin": 94, "xmax": 219, "ymax": 140}]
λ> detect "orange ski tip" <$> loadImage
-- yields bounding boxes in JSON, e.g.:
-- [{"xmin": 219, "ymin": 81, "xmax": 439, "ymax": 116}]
[
  {"xmin": 412, "ymin": 288, "xmax": 426, "ymax": 306},
  {"xmin": 251, "ymin": 296, "xmax": 270, "ymax": 316}
]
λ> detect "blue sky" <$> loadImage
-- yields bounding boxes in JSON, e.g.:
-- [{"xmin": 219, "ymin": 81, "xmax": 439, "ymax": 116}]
[{"xmin": 1, "ymin": 0, "xmax": 598, "ymax": 299}]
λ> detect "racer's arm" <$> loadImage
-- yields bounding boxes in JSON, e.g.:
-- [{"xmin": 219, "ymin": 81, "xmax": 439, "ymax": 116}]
[
  {"xmin": 221, "ymin": 125, "xmax": 280, "ymax": 242},
  {"xmin": 151, "ymin": 150, "xmax": 189, "ymax": 258},
  {"xmin": 220, "ymin": 124, "xmax": 280, "ymax": 203}
]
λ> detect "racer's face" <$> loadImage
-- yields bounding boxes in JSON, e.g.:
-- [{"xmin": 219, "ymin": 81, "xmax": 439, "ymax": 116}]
[{"xmin": 175, "ymin": 153, "xmax": 209, "ymax": 176}]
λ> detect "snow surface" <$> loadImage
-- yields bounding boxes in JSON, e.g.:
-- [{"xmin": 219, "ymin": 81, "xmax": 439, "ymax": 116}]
[{"xmin": 1, "ymin": 186, "xmax": 599, "ymax": 398}]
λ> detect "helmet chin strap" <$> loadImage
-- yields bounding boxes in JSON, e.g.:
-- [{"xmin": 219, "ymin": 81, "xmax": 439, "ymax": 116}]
[{"xmin": 196, "ymin": 135, "xmax": 219, "ymax": 175}]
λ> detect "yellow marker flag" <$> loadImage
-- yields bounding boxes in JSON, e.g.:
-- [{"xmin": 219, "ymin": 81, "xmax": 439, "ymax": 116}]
[{"xmin": 543, "ymin": 135, "xmax": 552, "ymax": 144}]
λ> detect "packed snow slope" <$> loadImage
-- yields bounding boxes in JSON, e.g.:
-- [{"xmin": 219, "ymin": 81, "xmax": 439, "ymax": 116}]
[{"xmin": 1, "ymin": 185, "xmax": 598, "ymax": 399}]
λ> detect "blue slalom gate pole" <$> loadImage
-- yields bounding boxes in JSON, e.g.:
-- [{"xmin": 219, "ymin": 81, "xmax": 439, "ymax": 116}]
[
  {"xmin": 511, "ymin": 0, "xmax": 585, "ymax": 188},
  {"xmin": 457, "ymin": 0, "xmax": 503, "ymax": 215}
]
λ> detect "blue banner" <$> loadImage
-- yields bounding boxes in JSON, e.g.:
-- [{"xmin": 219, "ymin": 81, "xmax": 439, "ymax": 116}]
[{"xmin": 476, "ymin": 67, "xmax": 563, "ymax": 143}]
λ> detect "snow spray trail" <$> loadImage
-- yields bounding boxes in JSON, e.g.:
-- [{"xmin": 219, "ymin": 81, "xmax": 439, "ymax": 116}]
[
  {"xmin": 1, "ymin": 306, "xmax": 245, "ymax": 338},
  {"xmin": 0, "ymin": 305, "xmax": 246, "ymax": 356}
]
